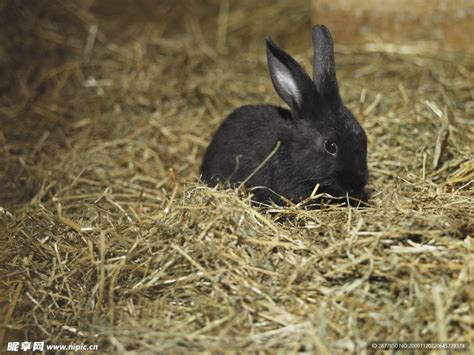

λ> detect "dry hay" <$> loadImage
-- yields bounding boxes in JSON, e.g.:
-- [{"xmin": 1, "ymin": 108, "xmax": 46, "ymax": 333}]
[{"xmin": 0, "ymin": 0, "xmax": 473, "ymax": 353}]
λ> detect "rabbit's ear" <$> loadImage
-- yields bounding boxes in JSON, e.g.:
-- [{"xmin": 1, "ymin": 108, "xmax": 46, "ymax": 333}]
[
  {"xmin": 312, "ymin": 25, "xmax": 341, "ymax": 102},
  {"xmin": 266, "ymin": 37, "xmax": 318, "ymax": 117}
]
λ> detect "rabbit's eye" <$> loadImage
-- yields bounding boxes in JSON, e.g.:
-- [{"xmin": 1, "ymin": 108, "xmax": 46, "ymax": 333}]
[{"xmin": 324, "ymin": 140, "xmax": 338, "ymax": 155}]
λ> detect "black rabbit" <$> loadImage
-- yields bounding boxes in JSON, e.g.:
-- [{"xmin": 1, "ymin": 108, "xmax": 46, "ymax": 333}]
[{"xmin": 201, "ymin": 25, "xmax": 368, "ymax": 206}]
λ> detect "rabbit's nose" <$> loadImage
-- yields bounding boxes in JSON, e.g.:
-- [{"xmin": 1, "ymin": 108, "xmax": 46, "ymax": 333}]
[
  {"xmin": 354, "ymin": 170, "xmax": 368, "ymax": 188},
  {"xmin": 342, "ymin": 170, "xmax": 368, "ymax": 190}
]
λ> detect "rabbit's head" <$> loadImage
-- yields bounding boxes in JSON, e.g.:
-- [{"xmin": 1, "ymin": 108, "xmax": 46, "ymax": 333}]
[{"xmin": 266, "ymin": 25, "xmax": 368, "ymax": 201}]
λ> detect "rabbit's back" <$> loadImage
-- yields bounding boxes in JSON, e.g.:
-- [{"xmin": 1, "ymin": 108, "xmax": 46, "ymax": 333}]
[{"xmin": 201, "ymin": 104, "xmax": 291, "ymax": 187}]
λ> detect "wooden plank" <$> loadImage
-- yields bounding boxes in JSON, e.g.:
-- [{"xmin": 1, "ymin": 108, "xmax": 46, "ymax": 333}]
[{"xmin": 311, "ymin": 0, "xmax": 474, "ymax": 52}]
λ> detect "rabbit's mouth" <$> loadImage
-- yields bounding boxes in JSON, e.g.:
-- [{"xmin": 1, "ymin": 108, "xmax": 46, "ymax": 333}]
[
  {"xmin": 301, "ymin": 178, "xmax": 368, "ymax": 202},
  {"xmin": 319, "ymin": 184, "xmax": 369, "ymax": 205},
  {"xmin": 347, "ymin": 189, "xmax": 369, "ymax": 204},
  {"xmin": 301, "ymin": 187, "xmax": 368, "ymax": 209}
]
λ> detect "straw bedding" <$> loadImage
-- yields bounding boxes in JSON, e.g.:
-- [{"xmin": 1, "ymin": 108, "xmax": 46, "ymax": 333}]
[{"xmin": 1, "ymin": 0, "xmax": 472, "ymax": 353}]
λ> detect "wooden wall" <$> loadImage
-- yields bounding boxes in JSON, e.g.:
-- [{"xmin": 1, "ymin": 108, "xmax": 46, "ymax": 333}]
[{"xmin": 311, "ymin": 0, "xmax": 474, "ymax": 52}]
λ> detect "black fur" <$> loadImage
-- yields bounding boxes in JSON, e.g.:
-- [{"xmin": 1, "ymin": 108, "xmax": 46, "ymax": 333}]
[{"xmin": 201, "ymin": 25, "xmax": 368, "ymax": 206}]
